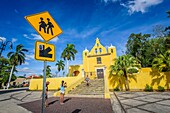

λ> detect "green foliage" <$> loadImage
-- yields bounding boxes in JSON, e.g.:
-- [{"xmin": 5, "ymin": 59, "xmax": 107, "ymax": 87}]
[
  {"xmin": 109, "ymin": 54, "xmax": 140, "ymax": 91},
  {"xmin": 114, "ymin": 87, "xmax": 120, "ymax": 91},
  {"xmin": 7, "ymin": 44, "xmax": 28, "ymax": 66},
  {"xmin": 126, "ymin": 33, "xmax": 151, "ymax": 67},
  {"xmin": 144, "ymin": 84, "xmax": 153, "ymax": 92},
  {"xmin": 152, "ymin": 50, "xmax": 170, "ymax": 72},
  {"xmin": 46, "ymin": 65, "xmax": 52, "ymax": 78},
  {"xmin": 127, "ymin": 68, "xmax": 138, "ymax": 73},
  {"xmin": 66, "ymin": 73, "xmax": 72, "ymax": 77},
  {"xmin": 157, "ymin": 86, "xmax": 165, "ymax": 92},
  {"xmin": 18, "ymin": 76, "xmax": 26, "ymax": 78},
  {"xmin": 61, "ymin": 44, "xmax": 77, "ymax": 61},
  {"xmin": 167, "ymin": 11, "xmax": 170, "ymax": 17},
  {"xmin": 55, "ymin": 60, "xmax": 65, "ymax": 72}
]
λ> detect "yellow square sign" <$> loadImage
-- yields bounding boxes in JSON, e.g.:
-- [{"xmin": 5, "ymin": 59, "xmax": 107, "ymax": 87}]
[
  {"xmin": 35, "ymin": 41, "xmax": 55, "ymax": 62},
  {"xmin": 25, "ymin": 11, "xmax": 62, "ymax": 42}
]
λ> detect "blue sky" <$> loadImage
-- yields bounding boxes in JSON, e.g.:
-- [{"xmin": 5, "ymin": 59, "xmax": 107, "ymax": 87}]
[{"xmin": 0, "ymin": 0, "xmax": 169, "ymax": 77}]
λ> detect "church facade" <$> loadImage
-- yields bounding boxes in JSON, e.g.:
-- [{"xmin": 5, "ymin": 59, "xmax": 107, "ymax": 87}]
[{"xmin": 69, "ymin": 38, "xmax": 117, "ymax": 79}]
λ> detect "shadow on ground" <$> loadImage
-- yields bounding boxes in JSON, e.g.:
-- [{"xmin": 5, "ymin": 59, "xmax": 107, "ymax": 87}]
[{"xmin": 19, "ymin": 97, "xmax": 113, "ymax": 113}]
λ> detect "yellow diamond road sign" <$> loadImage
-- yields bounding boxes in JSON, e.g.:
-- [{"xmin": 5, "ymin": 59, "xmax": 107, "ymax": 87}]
[
  {"xmin": 35, "ymin": 41, "xmax": 55, "ymax": 62},
  {"xmin": 25, "ymin": 11, "xmax": 62, "ymax": 42}
]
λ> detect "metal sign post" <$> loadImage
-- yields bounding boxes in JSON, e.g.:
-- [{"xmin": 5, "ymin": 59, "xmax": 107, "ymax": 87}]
[
  {"xmin": 25, "ymin": 11, "xmax": 62, "ymax": 113},
  {"xmin": 42, "ymin": 61, "xmax": 47, "ymax": 113}
]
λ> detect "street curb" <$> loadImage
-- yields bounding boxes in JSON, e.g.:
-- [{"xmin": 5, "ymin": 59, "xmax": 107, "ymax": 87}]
[
  {"xmin": 0, "ymin": 87, "xmax": 29, "ymax": 95},
  {"xmin": 110, "ymin": 92, "xmax": 126, "ymax": 113}
]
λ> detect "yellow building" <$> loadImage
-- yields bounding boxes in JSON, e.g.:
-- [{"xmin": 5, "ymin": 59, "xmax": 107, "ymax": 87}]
[
  {"xmin": 29, "ymin": 37, "xmax": 169, "ymax": 96},
  {"xmin": 70, "ymin": 38, "xmax": 117, "ymax": 79}
]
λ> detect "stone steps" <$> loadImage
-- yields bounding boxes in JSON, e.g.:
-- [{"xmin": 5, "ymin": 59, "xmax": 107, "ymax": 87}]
[{"xmin": 68, "ymin": 78, "xmax": 104, "ymax": 95}]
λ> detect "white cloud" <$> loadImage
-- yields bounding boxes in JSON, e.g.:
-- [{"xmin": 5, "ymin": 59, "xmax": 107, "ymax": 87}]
[
  {"xmin": 23, "ymin": 33, "xmax": 43, "ymax": 41},
  {"xmin": 102, "ymin": 0, "xmax": 120, "ymax": 3},
  {"xmin": 31, "ymin": 33, "xmax": 42, "ymax": 40},
  {"xmin": 65, "ymin": 27, "xmax": 100, "ymax": 39},
  {"xmin": 17, "ymin": 67, "xmax": 34, "ymax": 73},
  {"xmin": 0, "ymin": 37, "xmax": 6, "ymax": 41},
  {"xmin": 23, "ymin": 34, "xmax": 29, "ymax": 39},
  {"xmin": 12, "ymin": 38, "xmax": 17, "ymax": 43},
  {"xmin": 14, "ymin": 9, "xmax": 19, "ymax": 14},
  {"xmin": 23, "ymin": 61, "xmax": 29, "ymax": 65},
  {"xmin": 25, "ymin": 54, "xmax": 34, "ymax": 60},
  {"xmin": 120, "ymin": 0, "xmax": 163, "ymax": 15},
  {"xmin": 50, "ymin": 36, "xmax": 59, "ymax": 42},
  {"xmin": 23, "ymin": 33, "xmax": 59, "ymax": 42}
]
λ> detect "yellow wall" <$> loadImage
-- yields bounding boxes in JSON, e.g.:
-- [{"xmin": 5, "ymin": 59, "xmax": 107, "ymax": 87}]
[
  {"xmin": 29, "ymin": 76, "xmax": 83, "ymax": 90},
  {"xmin": 69, "ymin": 64, "xmax": 83, "ymax": 77},
  {"xmin": 108, "ymin": 68, "xmax": 170, "ymax": 90}
]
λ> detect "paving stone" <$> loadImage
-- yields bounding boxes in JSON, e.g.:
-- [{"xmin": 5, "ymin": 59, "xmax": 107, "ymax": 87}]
[
  {"xmin": 121, "ymin": 99, "xmax": 147, "ymax": 107},
  {"xmin": 134, "ymin": 96, "xmax": 162, "ymax": 102},
  {"xmin": 156, "ymin": 100, "xmax": 170, "ymax": 106},
  {"xmin": 127, "ymin": 108, "xmax": 150, "ymax": 113},
  {"xmin": 138, "ymin": 103, "xmax": 170, "ymax": 113}
]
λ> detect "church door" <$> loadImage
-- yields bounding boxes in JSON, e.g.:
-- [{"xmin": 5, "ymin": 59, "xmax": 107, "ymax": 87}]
[{"xmin": 97, "ymin": 69, "xmax": 104, "ymax": 78}]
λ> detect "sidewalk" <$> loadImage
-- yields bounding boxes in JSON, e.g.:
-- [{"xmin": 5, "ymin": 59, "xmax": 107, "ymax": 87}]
[
  {"xmin": 1, "ymin": 90, "xmax": 170, "ymax": 113},
  {"xmin": 110, "ymin": 91, "xmax": 170, "ymax": 113},
  {"xmin": 0, "ymin": 91, "xmax": 113, "ymax": 113}
]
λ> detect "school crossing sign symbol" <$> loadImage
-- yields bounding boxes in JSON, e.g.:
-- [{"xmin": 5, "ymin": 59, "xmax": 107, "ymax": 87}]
[
  {"xmin": 25, "ymin": 11, "xmax": 62, "ymax": 42},
  {"xmin": 35, "ymin": 41, "xmax": 55, "ymax": 62}
]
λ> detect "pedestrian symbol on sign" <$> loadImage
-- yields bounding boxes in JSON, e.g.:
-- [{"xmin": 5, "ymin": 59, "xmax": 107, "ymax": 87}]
[
  {"xmin": 39, "ymin": 17, "xmax": 54, "ymax": 35},
  {"xmin": 25, "ymin": 11, "xmax": 62, "ymax": 42}
]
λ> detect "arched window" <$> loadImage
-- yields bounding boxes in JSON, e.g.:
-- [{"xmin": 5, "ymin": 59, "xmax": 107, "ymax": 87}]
[
  {"xmin": 95, "ymin": 48, "xmax": 97, "ymax": 54},
  {"xmin": 97, "ymin": 57, "xmax": 102, "ymax": 64},
  {"xmin": 97, "ymin": 43, "xmax": 99, "ymax": 47},
  {"xmin": 99, "ymin": 48, "xmax": 102, "ymax": 53},
  {"xmin": 111, "ymin": 49, "xmax": 113, "ymax": 53}
]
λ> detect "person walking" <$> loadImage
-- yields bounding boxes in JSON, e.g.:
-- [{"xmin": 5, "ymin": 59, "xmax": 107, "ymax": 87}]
[
  {"xmin": 85, "ymin": 75, "xmax": 90, "ymax": 86},
  {"xmin": 45, "ymin": 81, "xmax": 50, "ymax": 107},
  {"xmin": 60, "ymin": 80, "xmax": 67, "ymax": 104}
]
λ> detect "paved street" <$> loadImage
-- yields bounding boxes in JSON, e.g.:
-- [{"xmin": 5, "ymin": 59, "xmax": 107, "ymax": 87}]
[{"xmin": 0, "ymin": 90, "xmax": 170, "ymax": 113}]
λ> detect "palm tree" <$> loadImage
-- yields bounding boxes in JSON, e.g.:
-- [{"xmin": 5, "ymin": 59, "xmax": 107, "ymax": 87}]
[
  {"xmin": 109, "ymin": 55, "xmax": 141, "ymax": 91},
  {"xmin": 7, "ymin": 44, "xmax": 28, "ymax": 89},
  {"xmin": 55, "ymin": 60, "xmax": 65, "ymax": 76},
  {"xmin": 61, "ymin": 44, "xmax": 77, "ymax": 74},
  {"xmin": 152, "ymin": 50, "xmax": 170, "ymax": 72},
  {"xmin": 46, "ymin": 65, "xmax": 52, "ymax": 78}
]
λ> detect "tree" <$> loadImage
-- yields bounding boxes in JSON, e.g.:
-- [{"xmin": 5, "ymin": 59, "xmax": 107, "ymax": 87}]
[
  {"xmin": 153, "ymin": 25, "xmax": 166, "ymax": 37},
  {"xmin": 152, "ymin": 50, "xmax": 170, "ymax": 72},
  {"xmin": 46, "ymin": 65, "xmax": 52, "ymax": 78},
  {"xmin": 7, "ymin": 44, "xmax": 28, "ymax": 89},
  {"xmin": 167, "ymin": 11, "xmax": 170, "ymax": 17},
  {"xmin": 165, "ymin": 11, "xmax": 170, "ymax": 36},
  {"xmin": 109, "ymin": 55, "xmax": 141, "ymax": 91},
  {"xmin": 61, "ymin": 44, "xmax": 77, "ymax": 74},
  {"xmin": 126, "ymin": 33, "xmax": 151, "ymax": 67},
  {"xmin": 55, "ymin": 60, "xmax": 65, "ymax": 76}
]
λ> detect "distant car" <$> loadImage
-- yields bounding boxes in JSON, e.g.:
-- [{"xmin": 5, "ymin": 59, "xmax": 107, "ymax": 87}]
[{"xmin": 22, "ymin": 81, "xmax": 29, "ymax": 87}]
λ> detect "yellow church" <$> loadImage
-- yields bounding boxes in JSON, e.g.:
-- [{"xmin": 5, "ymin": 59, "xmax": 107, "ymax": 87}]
[
  {"xmin": 70, "ymin": 37, "xmax": 116, "ymax": 79},
  {"xmin": 29, "ymin": 37, "xmax": 170, "ymax": 98}
]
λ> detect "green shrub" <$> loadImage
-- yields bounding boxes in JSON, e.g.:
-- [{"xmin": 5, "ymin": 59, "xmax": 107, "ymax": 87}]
[
  {"xmin": 157, "ymin": 86, "xmax": 165, "ymax": 92},
  {"xmin": 144, "ymin": 84, "xmax": 153, "ymax": 92},
  {"xmin": 114, "ymin": 87, "xmax": 120, "ymax": 91},
  {"xmin": 128, "ymin": 68, "xmax": 138, "ymax": 74}
]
